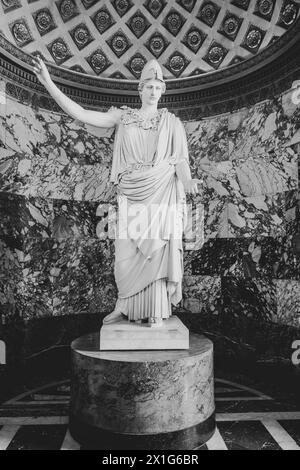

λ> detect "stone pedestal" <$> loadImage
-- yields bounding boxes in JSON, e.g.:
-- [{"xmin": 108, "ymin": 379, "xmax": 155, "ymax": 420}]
[
  {"xmin": 100, "ymin": 315, "xmax": 189, "ymax": 350},
  {"xmin": 70, "ymin": 332, "xmax": 215, "ymax": 450}
]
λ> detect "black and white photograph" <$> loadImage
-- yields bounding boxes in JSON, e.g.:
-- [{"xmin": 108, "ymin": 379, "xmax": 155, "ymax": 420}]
[{"xmin": 0, "ymin": 0, "xmax": 299, "ymax": 453}]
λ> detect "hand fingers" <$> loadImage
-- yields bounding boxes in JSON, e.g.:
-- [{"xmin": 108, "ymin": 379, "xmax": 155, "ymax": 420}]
[
  {"xmin": 32, "ymin": 58, "xmax": 41, "ymax": 68},
  {"xmin": 191, "ymin": 184, "xmax": 200, "ymax": 195},
  {"xmin": 186, "ymin": 181, "xmax": 202, "ymax": 195},
  {"xmin": 32, "ymin": 57, "xmax": 43, "ymax": 67},
  {"xmin": 188, "ymin": 188, "xmax": 196, "ymax": 196}
]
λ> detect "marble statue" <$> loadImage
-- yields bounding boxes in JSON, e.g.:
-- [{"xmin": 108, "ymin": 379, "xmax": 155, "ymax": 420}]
[{"xmin": 32, "ymin": 57, "xmax": 201, "ymax": 328}]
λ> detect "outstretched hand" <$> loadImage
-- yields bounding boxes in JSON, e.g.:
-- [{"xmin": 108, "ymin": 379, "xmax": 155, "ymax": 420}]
[
  {"xmin": 183, "ymin": 178, "xmax": 202, "ymax": 196},
  {"xmin": 32, "ymin": 56, "xmax": 51, "ymax": 87}
]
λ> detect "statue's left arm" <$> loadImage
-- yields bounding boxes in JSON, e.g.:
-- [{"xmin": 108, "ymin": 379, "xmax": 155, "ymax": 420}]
[{"xmin": 174, "ymin": 118, "xmax": 201, "ymax": 196}]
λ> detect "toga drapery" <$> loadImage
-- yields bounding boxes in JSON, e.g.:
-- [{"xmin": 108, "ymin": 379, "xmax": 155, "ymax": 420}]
[{"xmin": 110, "ymin": 106, "xmax": 189, "ymax": 320}]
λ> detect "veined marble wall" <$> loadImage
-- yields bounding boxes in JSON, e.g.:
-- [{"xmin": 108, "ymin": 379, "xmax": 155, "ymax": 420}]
[{"xmin": 0, "ymin": 78, "xmax": 299, "ymax": 364}]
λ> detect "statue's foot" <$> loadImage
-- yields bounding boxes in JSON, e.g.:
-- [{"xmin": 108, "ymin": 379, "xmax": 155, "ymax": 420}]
[
  {"xmin": 148, "ymin": 317, "xmax": 163, "ymax": 328},
  {"xmin": 103, "ymin": 309, "xmax": 127, "ymax": 325}
]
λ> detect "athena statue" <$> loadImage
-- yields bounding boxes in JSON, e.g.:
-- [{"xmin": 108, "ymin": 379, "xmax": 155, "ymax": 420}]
[{"xmin": 32, "ymin": 57, "xmax": 200, "ymax": 327}]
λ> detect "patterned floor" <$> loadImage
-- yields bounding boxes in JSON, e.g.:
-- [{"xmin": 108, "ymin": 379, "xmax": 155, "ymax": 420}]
[{"xmin": 0, "ymin": 379, "xmax": 299, "ymax": 450}]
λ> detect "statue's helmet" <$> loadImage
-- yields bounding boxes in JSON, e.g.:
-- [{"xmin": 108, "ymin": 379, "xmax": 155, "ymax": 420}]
[
  {"xmin": 138, "ymin": 60, "xmax": 166, "ymax": 93},
  {"xmin": 139, "ymin": 59, "xmax": 164, "ymax": 83}
]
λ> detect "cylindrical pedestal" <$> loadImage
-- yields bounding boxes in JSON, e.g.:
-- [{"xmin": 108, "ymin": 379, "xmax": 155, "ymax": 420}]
[{"xmin": 70, "ymin": 332, "xmax": 215, "ymax": 450}]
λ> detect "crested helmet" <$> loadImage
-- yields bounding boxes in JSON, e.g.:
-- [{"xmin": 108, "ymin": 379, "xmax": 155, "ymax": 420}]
[{"xmin": 139, "ymin": 59, "xmax": 165, "ymax": 84}]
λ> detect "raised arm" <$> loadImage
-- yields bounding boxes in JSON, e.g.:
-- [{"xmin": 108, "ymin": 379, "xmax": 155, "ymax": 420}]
[{"xmin": 32, "ymin": 56, "xmax": 121, "ymax": 128}]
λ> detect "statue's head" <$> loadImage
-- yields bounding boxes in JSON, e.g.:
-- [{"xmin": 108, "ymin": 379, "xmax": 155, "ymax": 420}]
[{"xmin": 138, "ymin": 60, "xmax": 166, "ymax": 100}]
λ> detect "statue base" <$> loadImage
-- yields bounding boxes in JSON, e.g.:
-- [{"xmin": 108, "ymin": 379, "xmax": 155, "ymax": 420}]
[
  {"xmin": 100, "ymin": 315, "xmax": 189, "ymax": 350},
  {"xmin": 70, "ymin": 332, "xmax": 215, "ymax": 450}
]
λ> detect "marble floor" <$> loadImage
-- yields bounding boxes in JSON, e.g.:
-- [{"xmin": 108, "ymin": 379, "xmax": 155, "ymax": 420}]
[{"xmin": 0, "ymin": 378, "xmax": 299, "ymax": 450}]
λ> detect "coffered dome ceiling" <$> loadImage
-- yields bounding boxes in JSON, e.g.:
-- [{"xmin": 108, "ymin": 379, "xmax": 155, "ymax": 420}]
[
  {"xmin": 0, "ymin": 0, "xmax": 300, "ymax": 117},
  {"xmin": 0, "ymin": 0, "xmax": 299, "ymax": 79}
]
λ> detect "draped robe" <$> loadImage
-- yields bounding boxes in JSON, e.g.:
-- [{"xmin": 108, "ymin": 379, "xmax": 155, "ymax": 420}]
[{"xmin": 110, "ymin": 107, "xmax": 189, "ymax": 320}]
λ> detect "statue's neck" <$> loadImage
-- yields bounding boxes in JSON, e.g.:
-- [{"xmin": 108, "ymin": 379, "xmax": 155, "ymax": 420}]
[{"xmin": 139, "ymin": 104, "xmax": 158, "ymax": 117}]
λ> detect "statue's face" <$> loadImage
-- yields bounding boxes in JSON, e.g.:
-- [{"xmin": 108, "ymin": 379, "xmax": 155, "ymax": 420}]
[{"xmin": 140, "ymin": 79, "xmax": 164, "ymax": 106}]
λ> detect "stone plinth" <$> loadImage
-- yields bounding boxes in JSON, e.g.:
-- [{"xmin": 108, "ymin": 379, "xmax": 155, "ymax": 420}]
[
  {"xmin": 100, "ymin": 316, "xmax": 189, "ymax": 350},
  {"xmin": 70, "ymin": 332, "xmax": 215, "ymax": 450}
]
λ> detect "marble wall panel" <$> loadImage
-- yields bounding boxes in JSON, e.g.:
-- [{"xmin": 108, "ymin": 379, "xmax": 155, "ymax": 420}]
[
  {"xmin": 2, "ymin": 103, "xmax": 116, "ymax": 200},
  {"xmin": 51, "ymin": 238, "xmax": 116, "ymax": 316},
  {"xmin": 238, "ymin": 237, "xmax": 282, "ymax": 279},
  {"xmin": 185, "ymin": 114, "xmax": 229, "ymax": 165},
  {"xmin": 6, "ymin": 236, "xmax": 117, "ymax": 319},
  {"xmin": 272, "ymin": 234, "xmax": 300, "ymax": 281},
  {"xmin": 53, "ymin": 199, "xmax": 102, "ymax": 240},
  {"xmin": 183, "ymin": 249, "xmax": 195, "ymax": 277},
  {"xmin": 29, "ymin": 154, "xmax": 86, "ymax": 200},
  {"xmin": 221, "ymin": 277, "xmax": 277, "ymax": 325},
  {"xmin": 191, "ymin": 237, "xmax": 280, "ymax": 279},
  {"xmin": 182, "ymin": 275, "xmax": 222, "ymax": 316},
  {"xmin": 0, "ymin": 80, "xmax": 6, "ymax": 146},
  {"xmin": 60, "ymin": 117, "xmax": 115, "ymax": 165},
  {"xmin": 284, "ymin": 188, "xmax": 300, "ymax": 237},
  {"xmin": 50, "ymin": 238, "xmax": 77, "ymax": 317},
  {"xmin": 0, "ymin": 97, "xmax": 58, "ymax": 195},
  {"xmin": 20, "ymin": 237, "xmax": 114, "ymax": 318},
  {"xmin": 228, "ymin": 97, "xmax": 298, "ymax": 161},
  {"xmin": 28, "ymin": 112, "xmax": 115, "ymax": 200},
  {"xmin": 193, "ymin": 191, "xmax": 294, "ymax": 241},
  {"xmin": 0, "ymin": 192, "xmax": 53, "ymax": 243},
  {"xmin": 68, "ymin": 239, "xmax": 116, "ymax": 315},
  {"xmin": 23, "ymin": 196, "xmax": 53, "ymax": 238},
  {"xmin": 0, "ymin": 192, "xmax": 26, "ymax": 249},
  {"xmin": 0, "ymin": 149, "xmax": 32, "ymax": 195},
  {"xmin": 227, "ymin": 193, "xmax": 286, "ymax": 238},
  {"xmin": 231, "ymin": 148, "xmax": 298, "ymax": 197},
  {"xmin": 5, "ymin": 98, "xmax": 48, "ymax": 156},
  {"xmin": 192, "ymin": 192, "xmax": 228, "ymax": 240},
  {"xmin": 274, "ymin": 280, "xmax": 300, "ymax": 329},
  {"xmin": 29, "ymin": 154, "xmax": 116, "ymax": 202},
  {"xmin": 0, "ymin": 142, "xmax": 32, "ymax": 194},
  {"xmin": 20, "ymin": 237, "xmax": 54, "ymax": 320},
  {"xmin": 191, "ymin": 239, "xmax": 239, "ymax": 276},
  {"xmin": 81, "ymin": 164, "xmax": 117, "ymax": 202},
  {"xmin": 0, "ymin": 237, "xmax": 23, "ymax": 320}
]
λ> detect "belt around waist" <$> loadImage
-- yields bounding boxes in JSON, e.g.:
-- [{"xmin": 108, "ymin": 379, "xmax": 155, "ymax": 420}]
[{"xmin": 124, "ymin": 162, "xmax": 154, "ymax": 172}]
